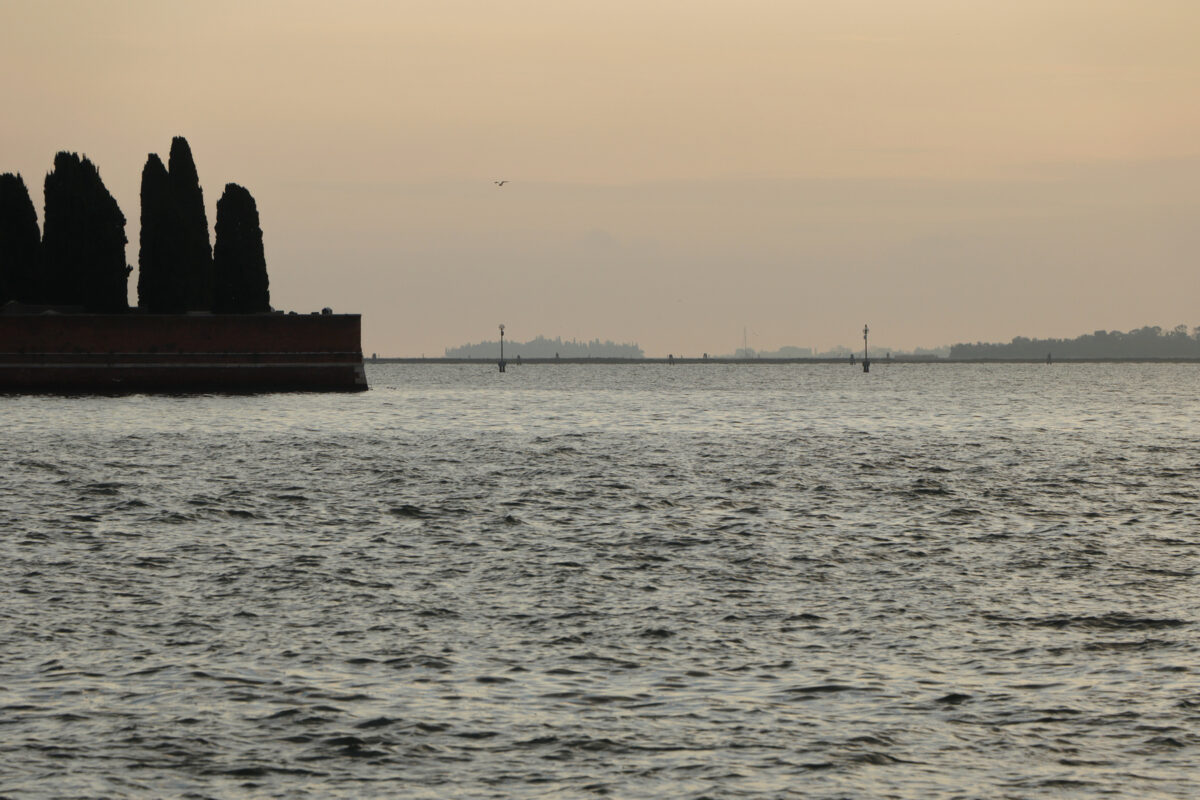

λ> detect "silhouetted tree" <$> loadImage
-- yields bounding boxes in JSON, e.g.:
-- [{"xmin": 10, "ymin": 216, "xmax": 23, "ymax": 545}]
[
  {"xmin": 42, "ymin": 152, "xmax": 129, "ymax": 311},
  {"xmin": 213, "ymin": 183, "xmax": 270, "ymax": 313},
  {"xmin": 0, "ymin": 172, "xmax": 42, "ymax": 304},
  {"xmin": 136, "ymin": 137, "xmax": 217, "ymax": 312},
  {"xmin": 136, "ymin": 154, "xmax": 189, "ymax": 312},
  {"xmin": 167, "ymin": 137, "xmax": 213, "ymax": 310},
  {"xmin": 137, "ymin": 154, "xmax": 169, "ymax": 310}
]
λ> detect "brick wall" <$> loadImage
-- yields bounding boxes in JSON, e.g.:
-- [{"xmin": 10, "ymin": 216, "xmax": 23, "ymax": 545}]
[{"xmin": 0, "ymin": 314, "xmax": 362, "ymax": 355}]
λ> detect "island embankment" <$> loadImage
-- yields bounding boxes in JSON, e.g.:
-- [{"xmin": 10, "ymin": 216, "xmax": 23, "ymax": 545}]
[
  {"xmin": 0, "ymin": 313, "xmax": 367, "ymax": 392},
  {"xmin": 2, "ymin": 136, "xmax": 367, "ymax": 392}
]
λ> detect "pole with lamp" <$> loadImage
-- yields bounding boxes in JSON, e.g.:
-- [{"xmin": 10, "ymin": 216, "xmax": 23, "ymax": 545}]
[
  {"xmin": 498, "ymin": 324, "xmax": 506, "ymax": 372},
  {"xmin": 862, "ymin": 324, "xmax": 871, "ymax": 373}
]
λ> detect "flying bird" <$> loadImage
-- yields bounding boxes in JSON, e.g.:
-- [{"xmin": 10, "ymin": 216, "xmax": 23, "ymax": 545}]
[{"xmin": 494, "ymin": 180, "xmax": 508, "ymax": 187}]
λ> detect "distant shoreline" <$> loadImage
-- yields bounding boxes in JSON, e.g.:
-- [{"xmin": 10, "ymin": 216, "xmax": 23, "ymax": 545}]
[{"xmin": 370, "ymin": 357, "xmax": 1200, "ymax": 365}]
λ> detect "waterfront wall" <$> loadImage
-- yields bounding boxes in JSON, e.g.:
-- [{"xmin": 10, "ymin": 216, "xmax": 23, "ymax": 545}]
[{"xmin": 0, "ymin": 313, "xmax": 366, "ymax": 392}]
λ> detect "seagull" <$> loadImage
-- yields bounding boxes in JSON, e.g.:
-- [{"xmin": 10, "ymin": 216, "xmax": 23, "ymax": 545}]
[{"xmin": 494, "ymin": 180, "xmax": 508, "ymax": 187}]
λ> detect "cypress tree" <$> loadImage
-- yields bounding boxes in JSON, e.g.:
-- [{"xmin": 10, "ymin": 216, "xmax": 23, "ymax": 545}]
[
  {"xmin": 0, "ymin": 172, "xmax": 42, "ymax": 305},
  {"xmin": 213, "ymin": 183, "xmax": 270, "ymax": 313},
  {"xmin": 136, "ymin": 154, "xmax": 188, "ymax": 312},
  {"xmin": 42, "ymin": 152, "xmax": 129, "ymax": 312},
  {"xmin": 167, "ymin": 137, "xmax": 213, "ymax": 310}
]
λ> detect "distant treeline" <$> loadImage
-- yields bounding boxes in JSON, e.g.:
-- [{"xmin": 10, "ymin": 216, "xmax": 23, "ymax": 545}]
[
  {"xmin": 447, "ymin": 335, "xmax": 644, "ymax": 359},
  {"xmin": 950, "ymin": 326, "xmax": 1200, "ymax": 359},
  {"xmin": 0, "ymin": 136, "xmax": 268, "ymax": 313}
]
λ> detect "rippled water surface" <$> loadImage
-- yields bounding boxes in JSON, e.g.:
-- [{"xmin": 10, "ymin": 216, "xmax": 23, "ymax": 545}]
[{"xmin": 2, "ymin": 363, "xmax": 1199, "ymax": 798}]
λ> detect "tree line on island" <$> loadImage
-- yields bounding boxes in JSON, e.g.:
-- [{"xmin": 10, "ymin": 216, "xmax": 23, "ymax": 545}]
[
  {"xmin": 0, "ymin": 137, "xmax": 268, "ymax": 313},
  {"xmin": 949, "ymin": 326, "xmax": 1200, "ymax": 359}
]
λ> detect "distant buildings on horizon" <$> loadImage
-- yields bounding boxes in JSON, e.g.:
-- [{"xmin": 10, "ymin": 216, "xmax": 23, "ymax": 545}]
[
  {"xmin": 437, "ymin": 325, "xmax": 1200, "ymax": 360},
  {"xmin": 728, "ymin": 344, "xmax": 950, "ymax": 359},
  {"xmin": 445, "ymin": 335, "xmax": 644, "ymax": 359},
  {"xmin": 441, "ymin": 335, "xmax": 948, "ymax": 360}
]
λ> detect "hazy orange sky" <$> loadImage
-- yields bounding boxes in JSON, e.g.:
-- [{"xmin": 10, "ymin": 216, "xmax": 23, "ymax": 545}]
[{"xmin": 3, "ymin": 0, "xmax": 1198, "ymax": 355}]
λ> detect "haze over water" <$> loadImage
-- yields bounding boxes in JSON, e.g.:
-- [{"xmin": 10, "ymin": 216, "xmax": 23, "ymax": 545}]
[{"xmin": 3, "ymin": 363, "xmax": 1199, "ymax": 798}]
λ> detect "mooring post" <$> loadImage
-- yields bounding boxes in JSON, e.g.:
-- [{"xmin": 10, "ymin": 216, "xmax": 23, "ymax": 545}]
[
  {"xmin": 862, "ymin": 324, "xmax": 871, "ymax": 373},
  {"xmin": 498, "ymin": 324, "xmax": 506, "ymax": 372}
]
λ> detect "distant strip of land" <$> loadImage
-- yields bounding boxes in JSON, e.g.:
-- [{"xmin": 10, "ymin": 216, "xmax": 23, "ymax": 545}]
[
  {"xmin": 433, "ymin": 326, "xmax": 1200, "ymax": 363},
  {"xmin": 373, "ymin": 357, "xmax": 1200, "ymax": 365}
]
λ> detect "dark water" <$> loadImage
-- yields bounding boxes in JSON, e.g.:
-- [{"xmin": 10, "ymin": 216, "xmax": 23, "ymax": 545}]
[{"xmin": 2, "ymin": 363, "xmax": 1198, "ymax": 799}]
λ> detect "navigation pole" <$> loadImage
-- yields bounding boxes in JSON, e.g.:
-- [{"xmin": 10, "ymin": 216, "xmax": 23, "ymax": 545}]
[
  {"xmin": 863, "ymin": 324, "xmax": 871, "ymax": 373},
  {"xmin": 498, "ymin": 324, "xmax": 506, "ymax": 372}
]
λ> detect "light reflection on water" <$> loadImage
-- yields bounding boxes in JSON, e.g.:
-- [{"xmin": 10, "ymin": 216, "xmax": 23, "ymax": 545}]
[{"xmin": 1, "ymin": 363, "xmax": 1198, "ymax": 798}]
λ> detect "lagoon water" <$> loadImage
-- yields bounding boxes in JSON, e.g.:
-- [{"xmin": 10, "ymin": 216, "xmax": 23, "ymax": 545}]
[{"xmin": 2, "ymin": 362, "xmax": 1199, "ymax": 799}]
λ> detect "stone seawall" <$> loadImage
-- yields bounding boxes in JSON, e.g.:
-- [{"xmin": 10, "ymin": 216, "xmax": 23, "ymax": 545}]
[{"xmin": 0, "ymin": 313, "xmax": 367, "ymax": 392}]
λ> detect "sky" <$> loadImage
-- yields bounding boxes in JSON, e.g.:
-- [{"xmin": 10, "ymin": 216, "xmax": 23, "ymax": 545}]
[{"xmin": 2, "ymin": 0, "xmax": 1198, "ymax": 356}]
